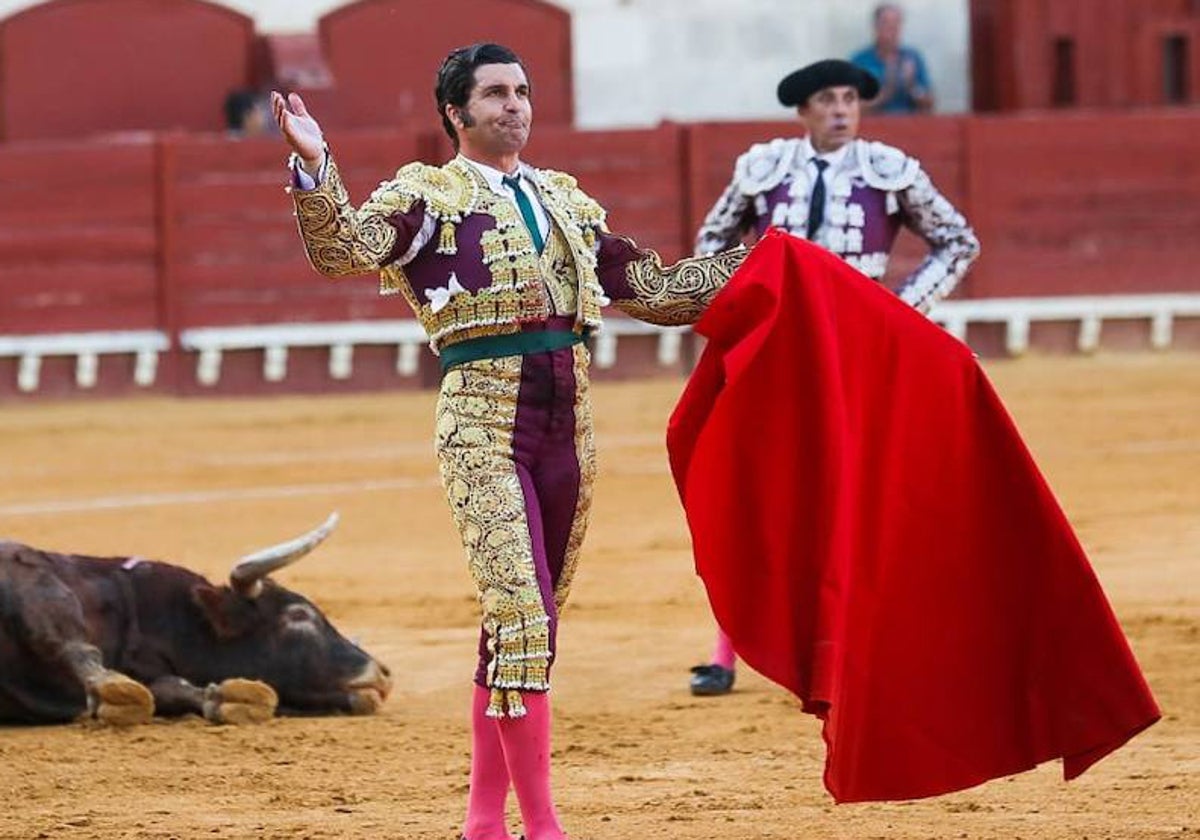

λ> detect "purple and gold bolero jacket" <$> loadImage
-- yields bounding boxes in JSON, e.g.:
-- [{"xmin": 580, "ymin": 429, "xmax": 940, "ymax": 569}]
[{"xmin": 291, "ymin": 154, "xmax": 745, "ymax": 352}]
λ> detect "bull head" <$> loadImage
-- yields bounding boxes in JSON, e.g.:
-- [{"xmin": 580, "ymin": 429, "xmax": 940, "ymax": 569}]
[
  {"xmin": 229, "ymin": 512, "xmax": 339, "ymax": 598},
  {"xmin": 193, "ymin": 511, "xmax": 391, "ymax": 714}
]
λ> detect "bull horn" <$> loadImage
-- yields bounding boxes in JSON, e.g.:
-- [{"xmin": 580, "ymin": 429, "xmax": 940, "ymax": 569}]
[{"xmin": 229, "ymin": 512, "xmax": 340, "ymax": 597}]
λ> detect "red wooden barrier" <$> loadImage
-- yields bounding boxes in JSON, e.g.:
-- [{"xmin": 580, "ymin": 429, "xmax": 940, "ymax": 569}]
[
  {"xmin": 965, "ymin": 110, "xmax": 1200, "ymax": 297},
  {"xmin": 0, "ymin": 0, "xmax": 254, "ymax": 141},
  {"xmin": 165, "ymin": 131, "xmax": 438, "ymax": 394},
  {"xmin": 169, "ymin": 131, "xmax": 428, "ymax": 330},
  {"xmin": 0, "ymin": 139, "xmax": 159, "ymax": 333},
  {"xmin": 3, "ymin": 111, "xmax": 1200, "ymax": 398}
]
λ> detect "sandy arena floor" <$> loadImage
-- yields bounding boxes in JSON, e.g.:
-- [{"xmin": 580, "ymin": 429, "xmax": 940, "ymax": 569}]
[{"xmin": 0, "ymin": 354, "xmax": 1196, "ymax": 840}]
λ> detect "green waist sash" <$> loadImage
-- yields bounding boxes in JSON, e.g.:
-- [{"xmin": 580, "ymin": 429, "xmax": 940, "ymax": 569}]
[{"xmin": 439, "ymin": 329, "xmax": 586, "ymax": 372}]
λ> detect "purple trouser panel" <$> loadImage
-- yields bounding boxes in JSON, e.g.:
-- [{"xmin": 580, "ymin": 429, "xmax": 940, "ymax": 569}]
[{"xmin": 469, "ymin": 341, "xmax": 587, "ymax": 688}]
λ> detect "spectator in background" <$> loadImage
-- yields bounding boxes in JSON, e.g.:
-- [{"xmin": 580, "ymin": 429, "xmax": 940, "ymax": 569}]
[
  {"xmin": 224, "ymin": 88, "xmax": 270, "ymax": 137},
  {"xmin": 850, "ymin": 3, "xmax": 934, "ymax": 114}
]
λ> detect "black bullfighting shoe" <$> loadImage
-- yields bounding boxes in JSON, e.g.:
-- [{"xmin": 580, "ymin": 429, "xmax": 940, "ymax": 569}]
[{"xmin": 689, "ymin": 663, "xmax": 735, "ymax": 696}]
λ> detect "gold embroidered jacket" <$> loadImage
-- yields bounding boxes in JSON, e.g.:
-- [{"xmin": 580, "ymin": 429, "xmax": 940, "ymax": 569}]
[{"xmin": 291, "ymin": 154, "xmax": 746, "ymax": 350}]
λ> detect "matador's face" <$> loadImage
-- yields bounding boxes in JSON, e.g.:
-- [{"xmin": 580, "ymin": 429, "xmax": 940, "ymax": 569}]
[
  {"xmin": 798, "ymin": 85, "xmax": 861, "ymax": 154},
  {"xmin": 455, "ymin": 63, "xmax": 532, "ymax": 159}
]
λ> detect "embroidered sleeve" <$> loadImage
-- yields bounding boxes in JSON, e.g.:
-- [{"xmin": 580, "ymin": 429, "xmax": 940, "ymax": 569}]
[
  {"xmin": 694, "ymin": 176, "xmax": 755, "ymax": 256},
  {"xmin": 596, "ymin": 233, "xmax": 746, "ymax": 326},
  {"xmin": 291, "ymin": 155, "xmax": 421, "ymax": 278},
  {"xmin": 895, "ymin": 168, "xmax": 981, "ymax": 312}
]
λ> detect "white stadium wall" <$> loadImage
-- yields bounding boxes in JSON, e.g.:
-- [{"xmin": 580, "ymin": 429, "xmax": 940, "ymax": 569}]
[{"xmin": 0, "ymin": 0, "xmax": 973, "ymax": 126}]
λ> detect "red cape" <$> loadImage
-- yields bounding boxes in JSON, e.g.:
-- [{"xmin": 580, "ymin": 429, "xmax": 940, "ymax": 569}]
[{"xmin": 667, "ymin": 229, "xmax": 1159, "ymax": 803}]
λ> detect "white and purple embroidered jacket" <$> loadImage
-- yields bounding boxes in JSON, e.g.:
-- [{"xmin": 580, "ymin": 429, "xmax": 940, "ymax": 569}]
[{"xmin": 695, "ymin": 137, "xmax": 980, "ymax": 312}]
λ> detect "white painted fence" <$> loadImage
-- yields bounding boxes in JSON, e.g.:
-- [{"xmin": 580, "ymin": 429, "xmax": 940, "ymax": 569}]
[
  {"xmin": 3, "ymin": 294, "xmax": 1198, "ymax": 393},
  {"xmin": 0, "ymin": 331, "xmax": 169, "ymax": 393},
  {"xmin": 929, "ymin": 294, "xmax": 1200, "ymax": 355}
]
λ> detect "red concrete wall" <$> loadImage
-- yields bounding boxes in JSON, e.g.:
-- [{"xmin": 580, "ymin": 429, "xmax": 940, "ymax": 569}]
[
  {"xmin": 0, "ymin": 0, "xmax": 254, "ymax": 141},
  {"xmin": 315, "ymin": 0, "xmax": 572, "ymax": 131}
]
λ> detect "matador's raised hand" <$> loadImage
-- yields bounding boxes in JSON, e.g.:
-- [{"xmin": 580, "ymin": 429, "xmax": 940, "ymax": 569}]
[{"xmin": 271, "ymin": 91, "xmax": 325, "ymax": 175}]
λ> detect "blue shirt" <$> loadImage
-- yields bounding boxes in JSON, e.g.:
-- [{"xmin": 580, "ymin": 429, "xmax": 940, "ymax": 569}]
[{"xmin": 849, "ymin": 45, "xmax": 931, "ymax": 114}]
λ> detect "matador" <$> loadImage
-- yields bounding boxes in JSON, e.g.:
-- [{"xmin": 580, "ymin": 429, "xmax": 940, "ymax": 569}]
[{"xmin": 275, "ymin": 42, "xmax": 743, "ymax": 840}]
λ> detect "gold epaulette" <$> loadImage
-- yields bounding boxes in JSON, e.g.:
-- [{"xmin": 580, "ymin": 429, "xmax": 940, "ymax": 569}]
[
  {"xmin": 535, "ymin": 168, "xmax": 607, "ymax": 231},
  {"xmin": 370, "ymin": 159, "xmax": 481, "ymax": 223}
]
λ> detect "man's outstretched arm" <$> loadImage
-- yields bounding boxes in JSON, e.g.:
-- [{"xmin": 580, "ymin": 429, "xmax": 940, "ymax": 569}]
[{"xmin": 273, "ymin": 91, "xmax": 419, "ymax": 278}]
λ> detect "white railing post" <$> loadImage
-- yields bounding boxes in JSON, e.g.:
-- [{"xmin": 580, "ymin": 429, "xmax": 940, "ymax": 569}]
[
  {"xmin": 1077, "ymin": 315, "xmax": 1102, "ymax": 353},
  {"xmin": 397, "ymin": 342, "xmax": 420, "ymax": 377},
  {"xmin": 197, "ymin": 348, "xmax": 222, "ymax": 386},
  {"xmin": 75, "ymin": 352, "xmax": 99, "ymax": 389},
  {"xmin": 263, "ymin": 345, "xmax": 289, "ymax": 382},
  {"xmin": 17, "ymin": 354, "xmax": 41, "ymax": 393},
  {"xmin": 1150, "ymin": 311, "xmax": 1173, "ymax": 350},
  {"xmin": 133, "ymin": 350, "xmax": 159, "ymax": 387},
  {"xmin": 1006, "ymin": 315, "xmax": 1030, "ymax": 355}
]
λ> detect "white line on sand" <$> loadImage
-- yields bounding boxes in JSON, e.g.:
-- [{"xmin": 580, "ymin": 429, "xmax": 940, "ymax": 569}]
[
  {"xmin": 0, "ymin": 462, "xmax": 672, "ymax": 517},
  {"xmin": 0, "ymin": 478, "xmax": 442, "ymax": 517}
]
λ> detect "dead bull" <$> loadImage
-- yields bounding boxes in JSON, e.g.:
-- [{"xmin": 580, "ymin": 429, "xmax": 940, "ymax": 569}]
[{"xmin": 0, "ymin": 514, "xmax": 391, "ymax": 725}]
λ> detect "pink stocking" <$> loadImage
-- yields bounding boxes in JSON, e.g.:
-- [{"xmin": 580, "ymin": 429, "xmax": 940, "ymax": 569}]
[
  {"xmin": 463, "ymin": 685, "xmax": 516, "ymax": 840},
  {"xmin": 496, "ymin": 691, "xmax": 566, "ymax": 840},
  {"xmin": 712, "ymin": 627, "xmax": 738, "ymax": 671}
]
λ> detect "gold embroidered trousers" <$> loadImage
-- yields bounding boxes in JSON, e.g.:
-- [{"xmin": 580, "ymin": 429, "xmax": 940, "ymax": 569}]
[{"xmin": 435, "ymin": 341, "xmax": 595, "ymax": 718}]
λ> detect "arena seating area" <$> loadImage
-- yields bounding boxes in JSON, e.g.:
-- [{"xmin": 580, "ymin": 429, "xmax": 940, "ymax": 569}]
[{"xmin": 1, "ymin": 0, "xmax": 1198, "ymax": 398}]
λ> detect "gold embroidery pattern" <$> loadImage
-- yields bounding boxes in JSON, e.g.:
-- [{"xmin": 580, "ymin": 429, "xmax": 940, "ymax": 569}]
[
  {"xmin": 375, "ymin": 159, "xmax": 479, "ymax": 297},
  {"xmin": 530, "ymin": 168, "xmax": 608, "ymax": 329},
  {"xmin": 539, "ymin": 223, "xmax": 579, "ymax": 316},
  {"xmin": 430, "ymin": 185, "xmax": 548, "ymax": 349},
  {"xmin": 554, "ymin": 342, "xmax": 596, "ymax": 611},
  {"xmin": 296, "ymin": 155, "xmax": 616, "ymax": 349},
  {"xmin": 536, "ymin": 170, "xmax": 607, "ymax": 229},
  {"xmin": 292, "ymin": 158, "xmax": 408, "ymax": 278},
  {"xmin": 392, "ymin": 159, "xmax": 480, "ymax": 220},
  {"xmin": 435, "ymin": 357, "xmax": 550, "ymax": 718},
  {"xmin": 617, "ymin": 246, "xmax": 748, "ymax": 326}
]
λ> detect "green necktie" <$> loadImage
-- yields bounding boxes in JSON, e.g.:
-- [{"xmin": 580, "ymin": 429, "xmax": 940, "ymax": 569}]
[{"xmin": 502, "ymin": 174, "xmax": 545, "ymax": 254}]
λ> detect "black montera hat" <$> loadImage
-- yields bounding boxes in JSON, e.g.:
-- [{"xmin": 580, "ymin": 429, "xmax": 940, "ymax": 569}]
[{"xmin": 777, "ymin": 59, "xmax": 880, "ymax": 107}]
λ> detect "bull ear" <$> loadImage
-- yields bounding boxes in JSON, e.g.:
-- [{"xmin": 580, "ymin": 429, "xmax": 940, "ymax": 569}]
[{"xmin": 192, "ymin": 584, "xmax": 253, "ymax": 640}]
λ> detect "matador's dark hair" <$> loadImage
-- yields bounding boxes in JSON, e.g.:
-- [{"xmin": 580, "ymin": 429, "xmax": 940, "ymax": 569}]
[{"xmin": 435, "ymin": 43, "xmax": 527, "ymax": 149}]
